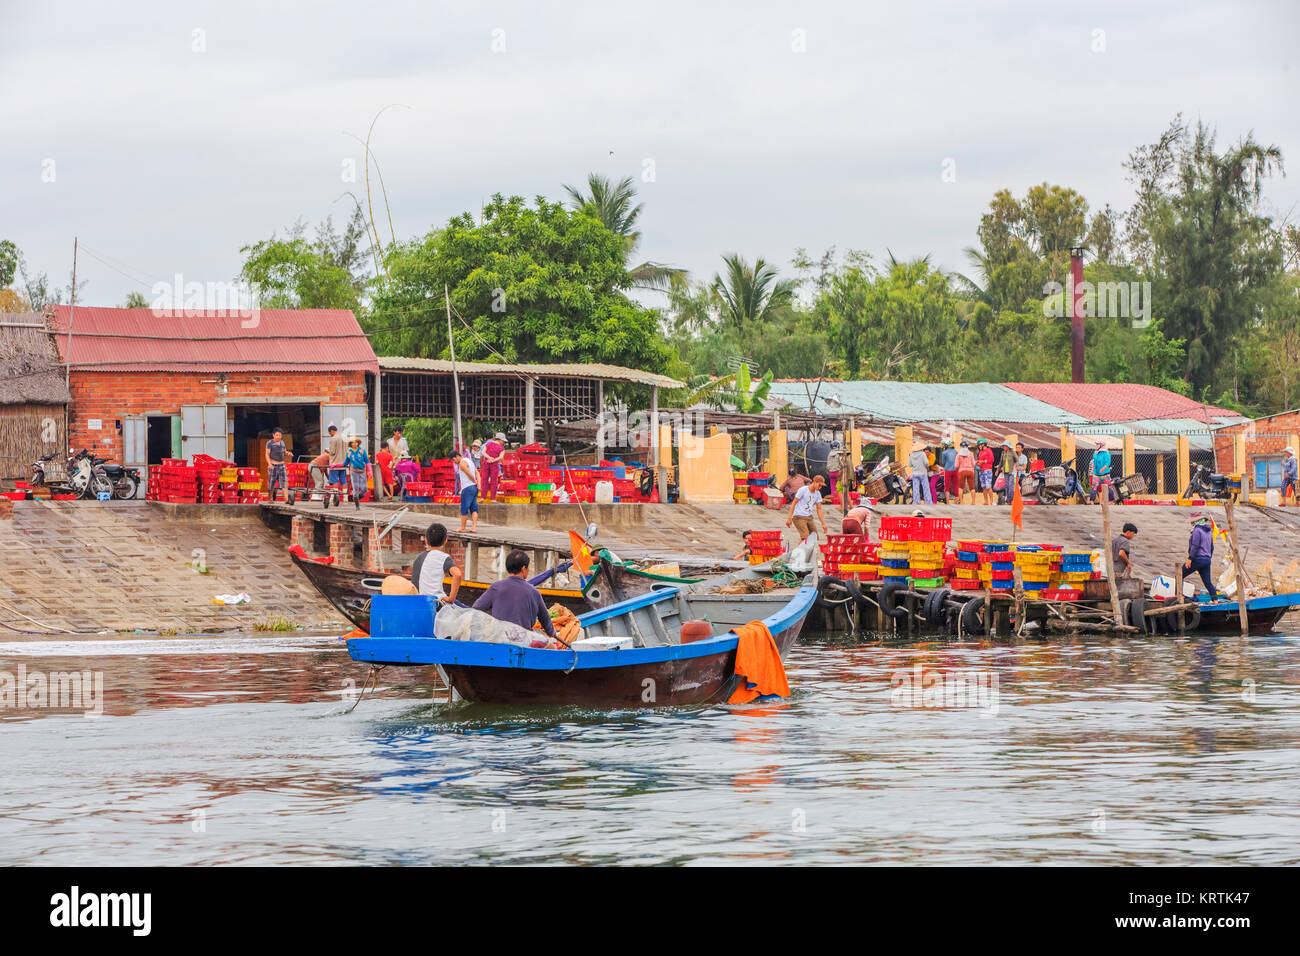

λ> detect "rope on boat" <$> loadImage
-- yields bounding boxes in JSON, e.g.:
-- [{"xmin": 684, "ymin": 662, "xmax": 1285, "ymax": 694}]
[{"xmin": 346, "ymin": 664, "xmax": 383, "ymax": 713}]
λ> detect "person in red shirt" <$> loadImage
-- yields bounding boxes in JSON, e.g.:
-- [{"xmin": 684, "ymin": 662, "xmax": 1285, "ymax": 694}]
[
  {"xmin": 375, "ymin": 448, "xmax": 395, "ymax": 498},
  {"xmin": 976, "ymin": 439, "xmax": 996, "ymax": 505}
]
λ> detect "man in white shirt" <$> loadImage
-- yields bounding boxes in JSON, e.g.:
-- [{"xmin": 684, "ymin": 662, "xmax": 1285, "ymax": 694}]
[
  {"xmin": 414, "ymin": 522, "xmax": 463, "ymax": 603},
  {"xmin": 786, "ymin": 473, "xmax": 829, "ymax": 542},
  {"xmin": 452, "ymin": 450, "xmax": 479, "ymax": 533},
  {"xmin": 387, "ymin": 428, "xmax": 410, "ymax": 460}
]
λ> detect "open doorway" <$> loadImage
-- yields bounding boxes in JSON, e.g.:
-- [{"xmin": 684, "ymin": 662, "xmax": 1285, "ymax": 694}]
[
  {"xmin": 230, "ymin": 403, "xmax": 321, "ymax": 467},
  {"xmin": 146, "ymin": 415, "xmax": 177, "ymax": 465}
]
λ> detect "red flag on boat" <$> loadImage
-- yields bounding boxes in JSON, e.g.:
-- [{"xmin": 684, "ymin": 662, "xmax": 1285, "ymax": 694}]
[{"xmin": 1010, "ymin": 476, "xmax": 1024, "ymax": 530}]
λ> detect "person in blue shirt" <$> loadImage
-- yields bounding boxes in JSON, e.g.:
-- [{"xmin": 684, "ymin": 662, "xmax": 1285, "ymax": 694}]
[
  {"xmin": 1184, "ymin": 513, "xmax": 1219, "ymax": 601},
  {"xmin": 344, "ymin": 437, "xmax": 370, "ymax": 510},
  {"xmin": 1089, "ymin": 440, "xmax": 1113, "ymax": 504},
  {"xmin": 1283, "ymin": 446, "xmax": 1298, "ymax": 505},
  {"xmin": 940, "ymin": 440, "xmax": 958, "ymax": 503}
]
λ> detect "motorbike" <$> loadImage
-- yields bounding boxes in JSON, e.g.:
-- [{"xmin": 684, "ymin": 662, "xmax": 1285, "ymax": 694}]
[
  {"xmin": 88, "ymin": 455, "xmax": 142, "ymax": 500},
  {"xmin": 1182, "ymin": 462, "xmax": 1236, "ymax": 501},
  {"xmin": 1019, "ymin": 458, "xmax": 1085, "ymax": 504},
  {"xmin": 31, "ymin": 448, "xmax": 95, "ymax": 497},
  {"xmin": 859, "ymin": 459, "xmax": 911, "ymax": 504}
]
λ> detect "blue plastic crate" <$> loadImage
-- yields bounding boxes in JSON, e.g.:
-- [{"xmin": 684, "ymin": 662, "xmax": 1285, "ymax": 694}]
[
  {"xmin": 881, "ymin": 558, "xmax": 911, "ymax": 569},
  {"xmin": 957, "ymin": 550, "xmax": 979, "ymax": 562},
  {"xmin": 990, "ymin": 579, "xmax": 1014, "ymax": 589}
]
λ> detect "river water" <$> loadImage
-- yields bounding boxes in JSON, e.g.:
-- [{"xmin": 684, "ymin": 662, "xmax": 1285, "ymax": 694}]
[{"xmin": 2, "ymin": 624, "xmax": 1298, "ymax": 865}]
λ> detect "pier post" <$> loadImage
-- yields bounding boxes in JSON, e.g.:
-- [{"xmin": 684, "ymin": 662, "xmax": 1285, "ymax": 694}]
[
  {"xmin": 1100, "ymin": 494, "xmax": 1124, "ymax": 628},
  {"xmin": 328, "ymin": 523, "xmax": 353, "ymax": 568},
  {"xmin": 290, "ymin": 514, "xmax": 314, "ymax": 552},
  {"xmin": 1224, "ymin": 500, "xmax": 1250, "ymax": 637},
  {"xmin": 1175, "ymin": 563, "xmax": 1185, "ymax": 634},
  {"xmin": 1176, "ymin": 435, "xmax": 1190, "ymax": 498},
  {"xmin": 365, "ymin": 527, "xmax": 384, "ymax": 572}
]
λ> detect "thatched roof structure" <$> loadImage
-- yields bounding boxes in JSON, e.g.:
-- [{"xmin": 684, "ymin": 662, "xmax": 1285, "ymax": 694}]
[{"xmin": 0, "ymin": 313, "xmax": 71, "ymax": 405}]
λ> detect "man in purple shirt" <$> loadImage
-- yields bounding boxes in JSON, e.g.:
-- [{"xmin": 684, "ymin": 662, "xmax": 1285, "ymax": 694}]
[{"xmin": 472, "ymin": 550, "xmax": 556, "ymax": 637}]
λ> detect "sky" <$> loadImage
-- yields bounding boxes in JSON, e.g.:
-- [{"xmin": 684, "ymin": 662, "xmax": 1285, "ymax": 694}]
[{"xmin": 2, "ymin": 0, "xmax": 1298, "ymax": 308}]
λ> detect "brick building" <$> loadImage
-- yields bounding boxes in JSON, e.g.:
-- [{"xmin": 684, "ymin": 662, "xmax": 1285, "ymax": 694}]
[
  {"xmin": 1214, "ymin": 409, "xmax": 1300, "ymax": 490},
  {"xmin": 46, "ymin": 305, "xmax": 379, "ymax": 483}
]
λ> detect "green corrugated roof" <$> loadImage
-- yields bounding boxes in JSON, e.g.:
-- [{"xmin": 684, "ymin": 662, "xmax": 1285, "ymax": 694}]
[{"xmin": 767, "ymin": 381, "xmax": 1092, "ymax": 424}]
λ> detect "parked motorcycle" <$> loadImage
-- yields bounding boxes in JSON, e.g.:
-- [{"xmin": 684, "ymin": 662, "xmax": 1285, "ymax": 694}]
[
  {"xmin": 31, "ymin": 448, "xmax": 94, "ymax": 497},
  {"xmin": 1020, "ymin": 458, "xmax": 1085, "ymax": 504},
  {"xmin": 1182, "ymin": 462, "xmax": 1236, "ymax": 501},
  {"xmin": 88, "ymin": 455, "xmax": 142, "ymax": 500}
]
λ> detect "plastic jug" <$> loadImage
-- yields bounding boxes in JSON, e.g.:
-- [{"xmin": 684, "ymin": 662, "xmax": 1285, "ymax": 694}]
[{"xmin": 594, "ymin": 480, "xmax": 614, "ymax": 504}]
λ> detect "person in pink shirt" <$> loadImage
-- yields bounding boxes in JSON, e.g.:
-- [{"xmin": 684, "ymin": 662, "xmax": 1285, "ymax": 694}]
[{"xmin": 480, "ymin": 432, "xmax": 506, "ymax": 501}]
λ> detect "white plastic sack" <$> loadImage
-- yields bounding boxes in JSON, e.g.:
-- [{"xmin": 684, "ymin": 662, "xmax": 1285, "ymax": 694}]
[{"xmin": 433, "ymin": 603, "xmax": 542, "ymax": 647}]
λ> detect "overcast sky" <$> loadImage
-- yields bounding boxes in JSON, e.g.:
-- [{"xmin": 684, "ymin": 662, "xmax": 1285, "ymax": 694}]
[{"xmin": 2, "ymin": 0, "xmax": 1298, "ymax": 308}]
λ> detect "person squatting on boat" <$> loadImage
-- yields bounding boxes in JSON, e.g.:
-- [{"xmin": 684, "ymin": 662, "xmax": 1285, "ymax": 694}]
[{"xmin": 471, "ymin": 549, "xmax": 557, "ymax": 637}]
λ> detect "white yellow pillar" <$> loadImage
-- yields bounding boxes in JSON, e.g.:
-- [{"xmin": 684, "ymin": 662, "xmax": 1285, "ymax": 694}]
[{"xmin": 1176, "ymin": 435, "xmax": 1191, "ymax": 497}]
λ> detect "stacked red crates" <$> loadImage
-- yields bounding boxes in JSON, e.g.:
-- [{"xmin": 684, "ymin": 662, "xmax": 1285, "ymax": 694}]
[
  {"xmin": 820, "ymin": 533, "xmax": 881, "ymax": 581},
  {"xmin": 236, "ymin": 467, "xmax": 264, "ymax": 504},
  {"xmin": 951, "ymin": 539, "xmax": 984, "ymax": 590},
  {"xmin": 153, "ymin": 459, "xmax": 197, "ymax": 503},
  {"xmin": 746, "ymin": 530, "xmax": 785, "ymax": 563}
]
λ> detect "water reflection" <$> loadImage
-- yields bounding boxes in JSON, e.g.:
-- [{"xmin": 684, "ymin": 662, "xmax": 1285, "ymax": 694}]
[{"xmin": 0, "ymin": 625, "xmax": 1297, "ymax": 864}]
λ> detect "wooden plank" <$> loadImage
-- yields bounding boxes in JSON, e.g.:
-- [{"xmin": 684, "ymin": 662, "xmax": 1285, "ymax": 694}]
[
  {"xmin": 1224, "ymin": 500, "xmax": 1250, "ymax": 637},
  {"xmin": 1100, "ymin": 494, "xmax": 1124, "ymax": 628}
]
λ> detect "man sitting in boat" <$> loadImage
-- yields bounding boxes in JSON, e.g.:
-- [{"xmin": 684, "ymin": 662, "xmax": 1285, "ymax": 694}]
[
  {"xmin": 413, "ymin": 522, "xmax": 463, "ymax": 604},
  {"xmin": 472, "ymin": 549, "xmax": 557, "ymax": 637}
]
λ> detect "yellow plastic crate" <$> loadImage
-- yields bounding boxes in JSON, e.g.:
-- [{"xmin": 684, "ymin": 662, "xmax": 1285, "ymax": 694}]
[
  {"xmin": 1060, "ymin": 570, "xmax": 1093, "ymax": 581},
  {"xmin": 910, "ymin": 560, "xmax": 944, "ymax": 571},
  {"xmin": 879, "ymin": 549, "xmax": 911, "ymax": 561},
  {"xmin": 955, "ymin": 568, "xmax": 977, "ymax": 579},
  {"xmin": 879, "ymin": 567, "xmax": 911, "ymax": 578}
]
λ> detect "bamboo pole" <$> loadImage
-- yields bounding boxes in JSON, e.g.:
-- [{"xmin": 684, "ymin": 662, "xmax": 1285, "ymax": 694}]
[
  {"xmin": 1224, "ymin": 500, "xmax": 1250, "ymax": 637},
  {"xmin": 1100, "ymin": 493, "xmax": 1124, "ymax": 628},
  {"xmin": 1175, "ymin": 563, "xmax": 1185, "ymax": 634}
]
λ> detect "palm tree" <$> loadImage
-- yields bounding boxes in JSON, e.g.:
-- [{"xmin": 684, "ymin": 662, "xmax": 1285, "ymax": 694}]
[
  {"xmin": 711, "ymin": 254, "xmax": 795, "ymax": 330},
  {"xmin": 563, "ymin": 173, "xmax": 687, "ymax": 292}
]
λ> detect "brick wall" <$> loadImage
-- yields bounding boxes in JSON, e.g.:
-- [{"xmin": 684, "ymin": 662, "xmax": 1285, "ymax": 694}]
[
  {"xmin": 65, "ymin": 370, "xmax": 368, "ymax": 461},
  {"xmin": 1214, "ymin": 411, "xmax": 1300, "ymax": 481}
]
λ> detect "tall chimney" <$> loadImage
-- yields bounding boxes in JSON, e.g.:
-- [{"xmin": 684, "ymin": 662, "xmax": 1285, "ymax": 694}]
[{"xmin": 1070, "ymin": 247, "xmax": 1085, "ymax": 383}]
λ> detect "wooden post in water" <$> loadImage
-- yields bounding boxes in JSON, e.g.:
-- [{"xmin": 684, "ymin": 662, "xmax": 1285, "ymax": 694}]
[
  {"xmin": 1175, "ymin": 563, "xmax": 1185, "ymax": 634},
  {"xmin": 1224, "ymin": 500, "xmax": 1250, "ymax": 637},
  {"xmin": 1100, "ymin": 494, "xmax": 1124, "ymax": 628}
]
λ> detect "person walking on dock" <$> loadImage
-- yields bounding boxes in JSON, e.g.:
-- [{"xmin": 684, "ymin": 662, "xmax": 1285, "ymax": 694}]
[
  {"xmin": 909, "ymin": 445, "xmax": 934, "ymax": 505},
  {"xmin": 1112, "ymin": 522, "xmax": 1137, "ymax": 578},
  {"xmin": 954, "ymin": 441, "xmax": 977, "ymax": 505},
  {"xmin": 1283, "ymin": 446, "xmax": 1298, "ymax": 506},
  {"xmin": 481, "ymin": 432, "xmax": 506, "ymax": 502},
  {"xmin": 787, "ymin": 473, "xmax": 829, "ymax": 542},
  {"xmin": 265, "ymin": 428, "xmax": 288, "ymax": 502},
  {"xmin": 1185, "ymin": 513, "xmax": 1219, "ymax": 601},
  {"xmin": 976, "ymin": 439, "xmax": 995, "ymax": 505},
  {"xmin": 1089, "ymin": 440, "xmax": 1113, "ymax": 504},
  {"xmin": 345, "ymin": 437, "xmax": 370, "ymax": 509},
  {"xmin": 997, "ymin": 442, "xmax": 1016, "ymax": 504},
  {"xmin": 780, "ymin": 470, "xmax": 811, "ymax": 503},
  {"xmin": 387, "ymin": 427, "xmax": 410, "ymax": 461},
  {"xmin": 452, "ymin": 450, "xmax": 479, "ymax": 533},
  {"xmin": 472, "ymin": 549, "xmax": 556, "ymax": 636},
  {"xmin": 413, "ymin": 522, "xmax": 463, "ymax": 604},
  {"xmin": 326, "ymin": 424, "xmax": 346, "ymax": 487},
  {"xmin": 940, "ymin": 440, "xmax": 958, "ymax": 504}
]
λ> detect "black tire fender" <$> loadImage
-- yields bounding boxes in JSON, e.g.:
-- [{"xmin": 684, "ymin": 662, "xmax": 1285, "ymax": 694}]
[
  {"xmin": 815, "ymin": 575, "xmax": 851, "ymax": 610},
  {"xmin": 845, "ymin": 577, "xmax": 873, "ymax": 614},
  {"xmin": 927, "ymin": 587, "xmax": 952, "ymax": 627},
  {"xmin": 1163, "ymin": 595, "xmax": 1200, "ymax": 632},
  {"xmin": 959, "ymin": 596, "xmax": 987, "ymax": 636},
  {"xmin": 1128, "ymin": 594, "xmax": 1147, "ymax": 633},
  {"xmin": 878, "ymin": 578, "xmax": 910, "ymax": 620}
]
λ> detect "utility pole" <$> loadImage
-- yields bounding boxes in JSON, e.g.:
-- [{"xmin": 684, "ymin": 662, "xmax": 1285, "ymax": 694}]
[
  {"xmin": 65, "ymin": 237, "xmax": 78, "ymax": 389},
  {"xmin": 445, "ymin": 284, "xmax": 463, "ymax": 453}
]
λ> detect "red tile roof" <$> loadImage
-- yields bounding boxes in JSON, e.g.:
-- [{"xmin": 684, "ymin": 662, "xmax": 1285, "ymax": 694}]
[
  {"xmin": 47, "ymin": 306, "xmax": 378, "ymax": 374},
  {"xmin": 1002, "ymin": 382, "xmax": 1241, "ymax": 423}
]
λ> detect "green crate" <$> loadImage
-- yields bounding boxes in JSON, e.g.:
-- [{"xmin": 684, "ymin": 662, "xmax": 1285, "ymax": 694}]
[{"xmin": 911, "ymin": 577, "xmax": 946, "ymax": 588}]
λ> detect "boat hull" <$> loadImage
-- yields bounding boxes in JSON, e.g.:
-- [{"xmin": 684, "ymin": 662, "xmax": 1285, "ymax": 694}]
[
  {"xmin": 290, "ymin": 552, "xmax": 588, "ymax": 633},
  {"xmin": 349, "ymin": 586, "xmax": 816, "ymax": 707}
]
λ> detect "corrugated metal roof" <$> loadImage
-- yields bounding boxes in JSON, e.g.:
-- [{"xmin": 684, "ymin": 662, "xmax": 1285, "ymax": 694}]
[
  {"xmin": 46, "ymin": 306, "xmax": 379, "ymax": 373},
  {"xmin": 766, "ymin": 380, "xmax": 1091, "ymax": 424},
  {"xmin": 1003, "ymin": 382, "xmax": 1243, "ymax": 424},
  {"xmin": 379, "ymin": 356, "xmax": 683, "ymax": 389}
]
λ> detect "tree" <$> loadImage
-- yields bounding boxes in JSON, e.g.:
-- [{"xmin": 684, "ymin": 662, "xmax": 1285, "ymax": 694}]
[
  {"xmin": 1127, "ymin": 118, "xmax": 1285, "ymax": 394},
  {"xmin": 238, "ymin": 207, "xmax": 372, "ymax": 311},
  {"xmin": 563, "ymin": 173, "xmax": 685, "ymax": 291},
  {"xmin": 367, "ymin": 194, "xmax": 673, "ymax": 377},
  {"xmin": 711, "ymin": 254, "xmax": 795, "ymax": 331},
  {"xmin": 120, "ymin": 291, "xmax": 149, "ymax": 308},
  {"xmin": 0, "ymin": 240, "xmax": 17, "ymax": 289}
]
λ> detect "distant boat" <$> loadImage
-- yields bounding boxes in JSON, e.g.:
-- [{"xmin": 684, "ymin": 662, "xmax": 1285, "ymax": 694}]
[{"xmin": 347, "ymin": 585, "xmax": 817, "ymax": 707}]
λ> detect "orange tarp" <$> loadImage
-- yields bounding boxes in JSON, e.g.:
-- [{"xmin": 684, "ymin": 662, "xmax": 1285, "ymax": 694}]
[{"xmin": 727, "ymin": 620, "xmax": 790, "ymax": 704}]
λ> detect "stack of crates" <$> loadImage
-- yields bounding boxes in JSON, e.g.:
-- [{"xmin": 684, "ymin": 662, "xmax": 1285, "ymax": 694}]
[
  {"xmin": 236, "ymin": 467, "xmax": 264, "ymax": 504},
  {"xmin": 747, "ymin": 530, "xmax": 786, "ymax": 565},
  {"xmin": 193, "ymin": 454, "xmax": 235, "ymax": 504},
  {"xmin": 1013, "ymin": 544, "xmax": 1061, "ymax": 598},
  {"xmin": 819, "ymin": 533, "xmax": 879, "ymax": 579},
  {"xmin": 151, "ymin": 459, "xmax": 197, "ymax": 503},
  {"xmin": 529, "ymin": 480, "xmax": 554, "ymax": 504},
  {"xmin": 952, "ymin": 540, "xmax": 985, "ymax": 590},
  {"xmin": 1059, "ymin": 550, "xmax": 1097, "ymax": 585},
  {"xmin": 978, "ymin": 542, "xmax": 1015, "ymax": 591},
  {"xmin": 402, "ymin": 481, "xmax": 433, "ymax": 503},
  {"xmin": 732, "ymin": 471, "xmax": 750, "ymax": 504},
  {"xmin": 285, "ymin": 461, "xmax": 309, "ymax": 489},
  {"xmin": 877, "ymin": 516, "xmax": 914, "ymax": 584},
  {"xmin": 746, "ymin": 472, "xmax": 772, "ymax": 503}
]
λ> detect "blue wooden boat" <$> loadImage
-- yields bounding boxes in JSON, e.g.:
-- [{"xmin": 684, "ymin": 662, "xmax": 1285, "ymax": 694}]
[{"xmin": 347, "ymin": 585, "xmax": 817, "ymax": 707}]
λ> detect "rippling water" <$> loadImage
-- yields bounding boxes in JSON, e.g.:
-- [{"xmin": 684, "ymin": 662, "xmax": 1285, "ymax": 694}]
[{"xmin": 2, "ymin": 623, "xmax": 1298, "ymax": 865}]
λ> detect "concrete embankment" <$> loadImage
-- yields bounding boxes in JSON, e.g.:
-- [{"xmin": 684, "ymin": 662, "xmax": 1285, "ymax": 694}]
[{"xmin": 0, "ymin": 500, "xmax": 347, "ymax": 634}]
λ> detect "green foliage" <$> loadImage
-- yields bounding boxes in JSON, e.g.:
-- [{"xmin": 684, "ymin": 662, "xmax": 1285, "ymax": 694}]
[
  {"xmin": 120, "ymin": 291, "xmax": 149, "ymax": 308},
  {"xmin": 0, "ymin": 240, "xmax": 17, "ymax": 288},
  {"xmin": 563, "ymin": 173, "xmax": 686, "ymax": 291},
  {"xmin": 238, "ymin": 207, "xmax": 372, "ymax": 311},
  {"xmin": 367, "ymin": 195, "xmax": 673, "ymax": 389}
]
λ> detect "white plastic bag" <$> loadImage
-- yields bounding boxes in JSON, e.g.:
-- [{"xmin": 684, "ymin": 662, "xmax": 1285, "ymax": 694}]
[{"xmin": 433, "ymin": 603, "xmax": 542, "ymax": 647}]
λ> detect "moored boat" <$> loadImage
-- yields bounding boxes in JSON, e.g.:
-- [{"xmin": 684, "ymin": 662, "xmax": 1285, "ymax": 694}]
[
  {"xmin": 347, "ymin": 585, "xmax": 817, "ymax": 707},
  {"xmin": 288, "ymin": 548, "xmax": 589, "ymax": 633}
]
